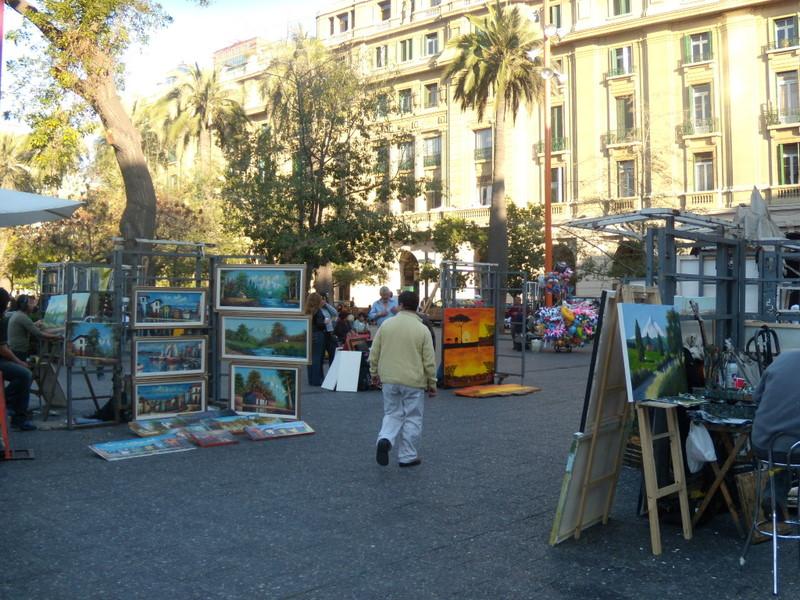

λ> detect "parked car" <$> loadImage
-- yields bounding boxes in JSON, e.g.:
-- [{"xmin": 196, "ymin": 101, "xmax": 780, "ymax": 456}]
[{"xmin": 425, "ymin": 300, "xmax": 444, "ymax": 324}]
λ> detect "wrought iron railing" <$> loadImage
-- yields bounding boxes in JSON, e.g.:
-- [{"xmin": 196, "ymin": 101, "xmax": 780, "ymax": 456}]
[
  {"xmin": 602, "ymin": 128, "xmax": 639, "ymax": 146},
  {"xmin": 681, "ymin": 117, "xmax": 719, "ymax": 135},
  {"xmin": 534, "ymin": 138, "xmax": 568, "ymax": 154},
  {"xmin": 474, "ymin": 147, "xmax": 492, "ymax": 161}
]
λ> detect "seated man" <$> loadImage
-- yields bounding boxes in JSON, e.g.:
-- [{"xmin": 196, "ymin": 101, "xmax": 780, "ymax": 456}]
[
  {"xmin": 751, "ymin": 350, "xmax": 800, "ymax": 519},
  {"xmin": 7, "ymin": 294, "xmax": 62, "ymax": 361},
  {"xmin": 0, "ymin": 289, "xmax": 35, "ymax": 431}
]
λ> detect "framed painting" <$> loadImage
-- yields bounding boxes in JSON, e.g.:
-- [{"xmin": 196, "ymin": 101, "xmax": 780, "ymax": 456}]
[
  {"xmin": 134, "ymin": 336, "xmax": 207, "ymax": 379},
  {"xmin": 134, "ymin": 378, "xmax": 207, "ymax": 420},
  {"xmin": 133, "ymin": 287, "xmax": 207, "ymax": 328},
  {"xmin": 441, "ymin": 307, "xmax": 496, "ymax": 388},
  {"xmin": 221, "ymin": 315, "xmax": 310, "ymax": 363},
  {"xmin": 66, "ymin": 322, "xmax": 119, "ymax": 363},
  {"xmin": 229, "ymin": 363, "xmax": 300, "ymax": 419},
  {"xmin": 215, "ymin": 265, "xmax": 305, "ymax": 313},
  {"xmin": 42, "ymin": 294, "xmax": 69, "ymax": 328}
]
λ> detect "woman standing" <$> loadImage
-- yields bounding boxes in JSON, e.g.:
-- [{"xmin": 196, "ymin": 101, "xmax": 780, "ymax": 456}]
[{"xmin": 305, "ymin": 292, "xmax": 328, "ymax": 386}]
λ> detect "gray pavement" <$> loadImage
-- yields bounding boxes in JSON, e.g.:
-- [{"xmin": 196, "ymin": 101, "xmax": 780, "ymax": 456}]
[{"xmin": 1, "ymin": 343, "xmax": 795, "ymax": 599}]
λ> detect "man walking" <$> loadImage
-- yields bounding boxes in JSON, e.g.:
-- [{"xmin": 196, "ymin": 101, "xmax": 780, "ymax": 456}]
[{"xmin": 370, "ymin": 291, "xmax": 436, "ymax": 467}]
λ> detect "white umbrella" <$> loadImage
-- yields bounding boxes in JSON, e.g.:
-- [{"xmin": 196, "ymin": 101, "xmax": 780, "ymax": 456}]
[{"xmin": 0, "ymin": 188, "xmax": 84, "ymax": 227}]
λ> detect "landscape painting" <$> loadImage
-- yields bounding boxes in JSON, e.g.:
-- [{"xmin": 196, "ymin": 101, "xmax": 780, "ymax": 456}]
[
  {"xmin": 216, "ymin": 265, "xmax": 305, "ymax": 313},
  {"xmin": 67, "ymin": 322, "xmax": 118, "ymax": 363},
  {"xmin": 42, "ymin": 294, "xmax": 68, "ymax": 328},
  {"xmin": 134, "ymin": 379, "xmax": 206, "ymax": 420},
  {"xmin": 133, "ymin": 287, "xmax": 207, "ymax": 328},
  {"xmin": 441, "ymin": 308, "xmax": 495, "ymax": 387},
  {"xmin": 617, "ymin": 303, "xmax": 687, "ymax": 402},
  {"xmin": 134, "ymin": 336, "xmax": 207, "ymax": 379},
  {"xmin": 221, "ymin": 315, "xmax": 310, "ymax": 363},
  {"xmin": 230, "ymin": 363, "xmax": 300, "ymax": 419}
]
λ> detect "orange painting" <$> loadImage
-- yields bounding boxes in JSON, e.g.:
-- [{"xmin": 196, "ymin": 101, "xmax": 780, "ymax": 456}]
[
  {"xmin": 442, "ymin": 308, "xmax": 496, "ymax": 387},
  {"xmin": 442, "ymin": 308, "xmax": 495, "ymax": 346}
]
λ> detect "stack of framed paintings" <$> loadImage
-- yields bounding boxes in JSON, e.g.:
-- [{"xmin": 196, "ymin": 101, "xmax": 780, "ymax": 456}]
[
  {"xmin": 215, "ymin": 264, "xmax": 307, "ymax": 420},
  {"xmin": 131, "ymin": 287, "xmax": 209, "ymax": 420}
]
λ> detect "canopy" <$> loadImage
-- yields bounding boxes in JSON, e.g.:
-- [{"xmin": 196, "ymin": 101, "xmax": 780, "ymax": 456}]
[
  {"xmin": 733, "ymin": 186, "xmax": 785, "ymax": 242},
  {"xmin": 0, "ymin": 189, "xmax": 84, "ymax": 227}
]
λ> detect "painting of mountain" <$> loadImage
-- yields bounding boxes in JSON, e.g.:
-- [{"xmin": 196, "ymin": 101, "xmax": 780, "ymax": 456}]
[{"xmin": 617, "ymin": 303, "xmax": 687, "ymax": 402}]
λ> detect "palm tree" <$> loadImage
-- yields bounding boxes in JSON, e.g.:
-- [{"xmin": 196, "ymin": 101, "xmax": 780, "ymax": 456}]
[
  {"xmin": 0, "ymin": 134, "xmax": 36, "ymax": 192},
  {"xmin": 156, "ymin": 63, "xmax": 247, "ymax": 172},
  {"xmin": 443, "ymin": 0, "xmax": 544, "ymax": 281}
]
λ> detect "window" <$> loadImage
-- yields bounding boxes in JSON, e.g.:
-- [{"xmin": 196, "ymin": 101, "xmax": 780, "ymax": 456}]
[
  {"xmin": 684, "ymin": 32, "xmax": 712, "ymax": 64},
  {"xmin": 694, "ymin": 153, "xmax": 714, "ymax": 191},
  {"xmin": 423, "ymin": 135, "xmax": 441, "ymax": 167},
  {"xmin": 689, "ymin": 83, "xmax": 713, "ymax": 132},
  {"xmin": 400, "ymin": 38, "xmax": 413, "ymax": 62},
  {"xmin": 477, "ymin": 182, "xmax": 493, "ymax": 206},
  {"xmin": 379, "ymin": 0, "xmax": 391, "ymax": 21},
  {"xmin": 431, "ymin": 0, "xmax": 441, "ymax": 6},
  {"xmin": 375, "ymin": 45, "xmax": 388, "ymax": 68},
  {"xmin": 612, "ymin": 0, "xmax": 630, "ymax": 17},
  {"xmin": 550, "ymin": 4, "xmax": 562, "ymax": 29},
  {"xmin": 779, "ymin": 143, "xmax": 800, "ymax": 185},
  {"xmin": 615, "ymin": 96, "xmax": 635, "ymax": 137},
  {"xmin": 551, "ymin": 105, "xmax": 565, "ymax": 150},
  {"xmin": 377, "ymin": 94, "xmax": 389, "ymax": 117},
  {"xmin": 375, "ymin": 145, "xmax": 390, "ymax": 175},
  {"xmin": 426, "ymin": 179, "xmax": 442, "ymax": 210},
  {"xmin": 329, "ymin": 17, "xmax": 334, "ymax": 36},
  {"xmin": 425, "ymin": 33, "xmax": 439, "ymax": 56},
  {"xmin": 399, "ymin": 140, "xmax": 415, "ymax": 171},
  {"xmin": 400, "ymin": 197, "xmax": 415, "ymax": 213},
  {"xmin": 338, "ymin": 12, "xmax": 350, "ymax": 32},
  {"xmin": 424, "ymin": 83, "xmax": 439, "ymax": 108},
  {"xmin": 774, "ymin": 16, "xmax": 798, "ymax": 48},
  {"xmin": 475, "ymin": 128, "xmax": 492, "ymax": 161},
  {"xmin": 610, "ymin": 46, "xmax": 632, "ymax": 76},
  {"xmin": 551, "ymin": 167, "xmax": 565, "ymax": 203},
  {"xmin": 617, "ymin": 160, "xmax": 635, "ymax": 197},
  {"xmin": 777, "ymin": 71, "xmax": 799, "ymax": 123},
  {"xmin": 398, "ymin": 89, "xmax": 413, "ymax": 114}
]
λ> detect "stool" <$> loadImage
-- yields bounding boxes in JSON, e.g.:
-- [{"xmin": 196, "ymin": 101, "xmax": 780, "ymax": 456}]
[{"xmin": 739, "ymin": 433, "xmax": 800, "ymax": 595}]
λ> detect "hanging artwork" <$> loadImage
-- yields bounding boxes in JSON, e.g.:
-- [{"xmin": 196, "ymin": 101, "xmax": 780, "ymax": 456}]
[
  {"xmin": 230, "ymin": 363, "xmax": 300, "ymax": 419},
  {"xmin": 66, "ymin": 322, "xmax": 118, "ymax": 363},
  {"xmin": 221, "ymin": 315, "xmax": 310, "ymax": 363},
  {"xmin": 617, "ymin": 303, "xmax": 687, "ymax": 402},
  {"xmin": 132, "ymin": 287, "xmax": 207, "ymax": 328},
  {"xmin": 42, "ymin": 294, "xmax": 69, "ymax": 328},
  {"xmin": 134, "ymin": 336, "xmax": 207, "ymax": 379},
  {"xmin": 134, "ymin": 378, "xmax": 206, "ymax": 420},
  {"xmin": 215, "ymin": 265, "xmax": 305, "ymax": 313},
  {"xmin": 441, "ymin": 307, "xmax": 496, "ymax": 388}
]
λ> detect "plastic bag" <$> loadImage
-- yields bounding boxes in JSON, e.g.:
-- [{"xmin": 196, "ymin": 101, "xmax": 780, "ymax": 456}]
[{"xmin": 686, "ymin": 422, "xmax": 717, "ymax": 473}]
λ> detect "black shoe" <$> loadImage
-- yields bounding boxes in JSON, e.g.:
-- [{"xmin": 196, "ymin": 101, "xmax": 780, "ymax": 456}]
[
  {"xmin": 399, "ymin": 458, "xmax": 421, "ymax": 468},
  {"xmin": 376, "ymin": 438, "xmax": 391, "ymax": 466},
  {"xmin": 13, "ymin": 420, "xmax": 37, "ymax": 432}
]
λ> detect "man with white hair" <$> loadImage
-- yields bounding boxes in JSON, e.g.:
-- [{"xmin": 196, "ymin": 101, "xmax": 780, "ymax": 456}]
[{"xmin": 368, "ymin": 286, "xmax": 399, "ymax": 327}]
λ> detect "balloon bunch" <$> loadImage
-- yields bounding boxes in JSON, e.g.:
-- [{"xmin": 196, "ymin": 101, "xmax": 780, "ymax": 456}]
[
  {"xmin": 540, "ymin": 264, "xmax": 575, "ymax": 303},
  {"xmin": 534, "ymin": 300, "xmax": 599, "ymax": 349}
]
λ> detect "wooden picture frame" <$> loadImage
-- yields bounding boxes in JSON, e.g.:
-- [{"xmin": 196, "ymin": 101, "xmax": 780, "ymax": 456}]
[
  {"xmin": 133, "ymin": 287, "xmax": 207, "ymax": 329},
  {"xmin": 220, "ymin": 314, "xmax": 310, "ymax": 364},
  {"xmin": 229, "ymin": 363, "xmax": 300, "ymax": 420},
  {"xmin": 215, "ymin": 265, "xmax": 305, "ymax": 314},
  {"xmin": 133, "ymin": 377, "xmax": 207, "ymax": 420},
  {"xmin": 134, "ymin": 336, "xmax": 208, "ymax": 379}
]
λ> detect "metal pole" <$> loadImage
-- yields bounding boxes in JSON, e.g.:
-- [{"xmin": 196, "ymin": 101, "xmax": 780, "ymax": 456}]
[{"xmin": 542, "ymin": 0, "xmax": 554, "ymax": 306}]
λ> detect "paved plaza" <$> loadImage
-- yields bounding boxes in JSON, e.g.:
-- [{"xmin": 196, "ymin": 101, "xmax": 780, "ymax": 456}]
[{"xmin": 2, "ymin": 345, "xmax": 796, "ymax": 599}]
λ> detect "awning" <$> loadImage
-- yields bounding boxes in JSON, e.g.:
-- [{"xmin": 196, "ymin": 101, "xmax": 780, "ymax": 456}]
[{"xmin": 0, "ymin": 189, "xmax": 84, "ymax": 227}]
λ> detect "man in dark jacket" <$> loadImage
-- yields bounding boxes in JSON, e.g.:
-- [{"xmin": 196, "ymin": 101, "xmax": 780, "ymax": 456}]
[{"xmin": 0, "ymin": 288, "xmax": 35, "ymax": 431}]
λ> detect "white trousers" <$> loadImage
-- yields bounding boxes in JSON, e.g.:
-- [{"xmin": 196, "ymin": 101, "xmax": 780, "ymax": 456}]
[{"xmin": 377, "ymin": 383, "xmax": 425, "ymax": 463}]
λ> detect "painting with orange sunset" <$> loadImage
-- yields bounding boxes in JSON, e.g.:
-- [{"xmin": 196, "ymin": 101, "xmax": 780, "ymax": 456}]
[{"xmin": 442, "ymin": 308, "xmax": 495, "ymax": 387}]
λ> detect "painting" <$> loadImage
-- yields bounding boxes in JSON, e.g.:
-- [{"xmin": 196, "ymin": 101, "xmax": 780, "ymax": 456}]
[
  {"xmin": 134, "ymin": 378, "xmax": 206, "ymax": 420},
  {"xmin": 221, "ymin": 315, "xmax": 310, "ymax": 363},
  {"xmin": 42, "ymin": 294, "xmax": 68, "ymax": 328},
  {"xmin": 134, "ymin": 336, "xmax": 207, "ymax": 379},
  {"xmin": 66, "ymin": 322, "xmax": 118, "ymax": 363},
  {"xmin": 441, "ymin": 307, "xmax": 496, "ymax": 388},
  {"xmin": 230, "ymin": 363, "xmax": 300, "ymax": 419},
  {"xmin": 617, "ymin": 303, "xmax": 687, "ymax": 402},
  {"xmin": 133, "ymin": 287, "xmax": 207, "ymax": 328},
  {"xmin": 215, "ymin": 265, "xmax": 305, "ymax": 313}
]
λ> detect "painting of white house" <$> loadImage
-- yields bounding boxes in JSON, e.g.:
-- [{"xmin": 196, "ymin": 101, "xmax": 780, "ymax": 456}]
[
  {"xmin": 133, "ymin": 288, "xmax": 207, "ymax": 328},
  {"xmin": 67, "ymin": 322, "xmax": 118, "ymax": 363},
  {"xmin": 230, "ymin": 364, "xmax": 299, "ymax": 419}
]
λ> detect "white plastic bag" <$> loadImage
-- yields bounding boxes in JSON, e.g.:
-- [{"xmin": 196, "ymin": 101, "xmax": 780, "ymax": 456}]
[{"xmin": 686, "ymin": 422, "xmax": 716, "ymax": 473}]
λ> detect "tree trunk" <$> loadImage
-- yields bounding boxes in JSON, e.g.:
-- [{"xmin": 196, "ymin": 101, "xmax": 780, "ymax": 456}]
[
  {"xmin": 91, "ymin": 76, "xmax": 157, "ymax": 245},
  {"xmin": 489, "ymin": 100, "xmax": 508, "ymax": 324}
]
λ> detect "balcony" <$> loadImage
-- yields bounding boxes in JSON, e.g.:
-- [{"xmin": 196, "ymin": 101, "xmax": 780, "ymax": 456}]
[
  {"xmin": 602, "ymin": 128, "xmax": 639, "ymax": 147},
  {"xmin": 474, "ymin": 147, "xmax": 492, "ymax": 161},
  {"xmin": 681, "ymin": 117, "xmax": 719, "ymax": 136},
  {"xmin": 402, "ymin": 206, "xmax": 490, "ymax": 231},
  {"xmin": 767, "ymin": 185, "xmax": 800, "ymax": 204},
  {"xmin": 606, "ymin": 67, "xmax": 634, "ymax": 79},
  {"xmin": 398, "ymin": 159, "xmax": 414, "ymax": 171},
  {"xmin": 683, "ymin": 192, "xmax": 718, "ymax": 210},
  {"xmin": 609, "ymin": 198, "xmax": 637, "ymax": 213},
  {"xmin": 764, "ymin": 37, "xmax": 800, "ymax": 53},
  {"xmin": 423, "ymin": 154, "xmax": 441, "ymax": 168},
  {"xmin": 534, "ymin": 138, "xmax": 569, "ymax": 154},
  {"xmin": 761, "ymin": 102, "xmax": 800, "ymax": 127}
]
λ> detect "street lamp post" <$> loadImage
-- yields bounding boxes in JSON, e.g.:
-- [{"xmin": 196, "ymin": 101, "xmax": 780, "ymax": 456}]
[{"xmin": 542, "ymin": 0, "xmax": 554, "ymax": 306}]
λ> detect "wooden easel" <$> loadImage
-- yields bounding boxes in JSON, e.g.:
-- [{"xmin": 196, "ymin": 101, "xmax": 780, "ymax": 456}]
[{"xmin": 550, "ymin": 285, "xmax": 692, "ymax": 555}]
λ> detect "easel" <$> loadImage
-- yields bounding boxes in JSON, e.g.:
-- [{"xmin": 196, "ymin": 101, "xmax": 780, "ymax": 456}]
[
  {"xmin": 0, "ymin": 374, "xmax": 35, "ymax": 461},
  {"xmin": 550, "ymin": 285, "xmax": 692, "ymax": 555}
]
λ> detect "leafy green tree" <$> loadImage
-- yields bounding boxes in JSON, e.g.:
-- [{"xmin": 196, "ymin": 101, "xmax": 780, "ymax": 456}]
[
  {"xmin": 443, "ymin": 0, "xmax": 544, "ymax": 276},
  {"xmin": 0, "ymin": 133, "xmax": 36, "ymax": 191},
  {"xmin": 221, "ymin": 35, "xmax": 414, "ymax": 280},
  {"xmin": 4, "ymin": 0, "xmax": 208, "ymax": 244},
  {"xmin": 430, "ymin": 217, "xmax": 486, "ymax": 261},
  {"xmin": 506, "ymin": 201, "xmax": 545, "ymax": 289}
]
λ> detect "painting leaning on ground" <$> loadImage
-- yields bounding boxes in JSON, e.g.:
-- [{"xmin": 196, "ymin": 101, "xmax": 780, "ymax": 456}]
[{"xmin": 617, "ymin": 303, "xmax": 687, "ymax": 402}]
